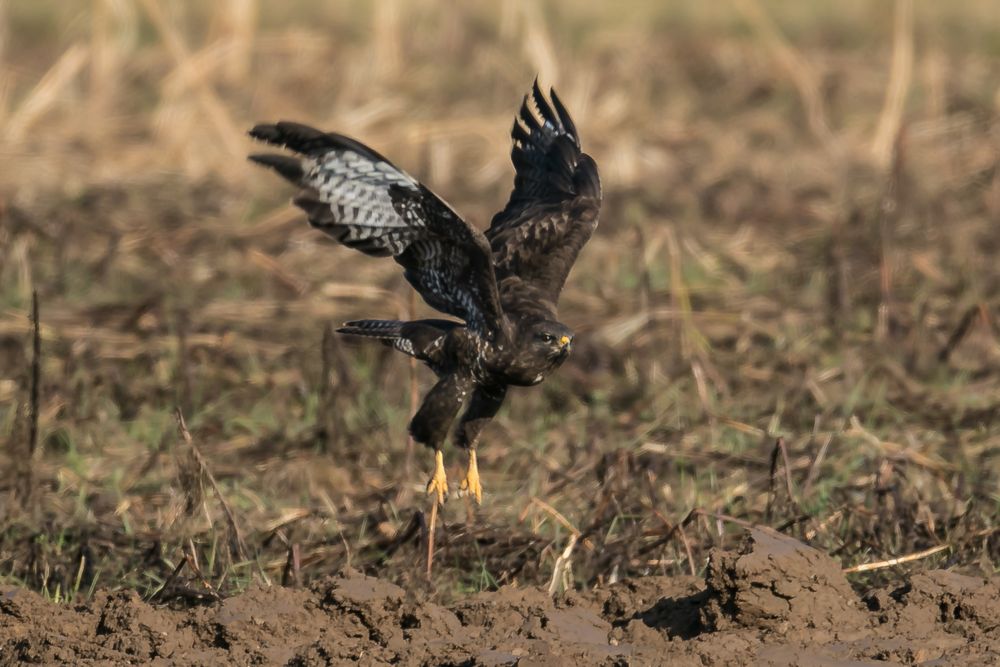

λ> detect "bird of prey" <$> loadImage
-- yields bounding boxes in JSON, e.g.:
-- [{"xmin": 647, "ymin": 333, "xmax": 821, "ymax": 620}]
[{"xmin": 249, "ymin": 81, "xmax": 601, "ymax": 507}]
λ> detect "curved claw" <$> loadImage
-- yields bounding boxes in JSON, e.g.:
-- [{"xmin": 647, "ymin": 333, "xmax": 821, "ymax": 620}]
[
  {"xmin": 426, "ymin": 449, "xmax": 448, "ymax": 506},
  {"xmin": 459, "ymin": 449, "xmax": 483, "ymax": 505}
]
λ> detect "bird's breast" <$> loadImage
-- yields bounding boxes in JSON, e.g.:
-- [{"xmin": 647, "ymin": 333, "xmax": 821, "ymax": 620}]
[
  {"xmin": 491, "ymin": 355, "xmax": 563, "ymax": 387},
  {"xmin": 464, "ymin": 334, "xmax": 571, "ymax": 387}
]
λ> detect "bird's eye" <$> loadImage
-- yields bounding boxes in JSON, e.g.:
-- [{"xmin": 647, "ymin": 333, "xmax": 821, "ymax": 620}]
[{"xmin": 539, "ymin": 333, "xmax": 553, "ymax": 343}]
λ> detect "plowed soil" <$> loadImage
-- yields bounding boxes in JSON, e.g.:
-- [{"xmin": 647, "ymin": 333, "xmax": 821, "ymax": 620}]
[{"xmin": 2, "ymin": 529, "xmax": 996, "ymax": 666}]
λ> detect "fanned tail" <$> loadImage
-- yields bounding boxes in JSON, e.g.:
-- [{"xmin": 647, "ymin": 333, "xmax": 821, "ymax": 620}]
[
  {"xmin": 337, "ymin": 319, "xmax": 406, "ymax": 339},
  {"xmin": 337, "ymin": 318, "xmax": 461, "ymax": 363}
]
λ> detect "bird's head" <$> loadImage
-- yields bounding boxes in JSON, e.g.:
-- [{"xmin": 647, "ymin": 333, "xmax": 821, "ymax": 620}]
[{"xmin": 520, "ymin": 319, "xmax": 574, "ymax": 363}]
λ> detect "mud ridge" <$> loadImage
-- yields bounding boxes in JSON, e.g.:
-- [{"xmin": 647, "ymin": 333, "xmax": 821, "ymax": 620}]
[{"xmin": 2, "ymin": 528, "xmax": 997, "ymax": 666}]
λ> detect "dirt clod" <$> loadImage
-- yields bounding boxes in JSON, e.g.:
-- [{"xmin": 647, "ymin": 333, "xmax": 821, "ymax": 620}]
[{"xmin": 701, "ymin": 527, "xmax": 867, "ymax": 633}]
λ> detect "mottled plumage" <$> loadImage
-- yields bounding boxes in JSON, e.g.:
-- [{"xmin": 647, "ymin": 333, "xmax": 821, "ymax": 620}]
[{"xmin": 250, "ymin": 81, "xmax": 601, "ymax": 504}]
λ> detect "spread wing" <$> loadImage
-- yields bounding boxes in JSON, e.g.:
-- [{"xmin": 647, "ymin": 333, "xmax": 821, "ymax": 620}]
[
  {"xmin": 249, "ymin": 122, "xmax": 505, "ymax": 337},
  {"xmin": 487, "ymin": 81, "xmax": 602, "ymax": 311}
]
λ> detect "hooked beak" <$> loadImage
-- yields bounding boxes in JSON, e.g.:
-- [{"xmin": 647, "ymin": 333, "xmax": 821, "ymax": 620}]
[{"xmin": 559, "ymin": 335, "xmax": 572, "ymax": 350}]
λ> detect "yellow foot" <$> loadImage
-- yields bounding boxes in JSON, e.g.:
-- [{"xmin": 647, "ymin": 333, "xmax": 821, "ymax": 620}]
[
  {"xmin": 426, "ymin": 450, "xmax": 448, "ymax": 506},
  {"xmin": 459, "ymin": 449, "xmax": 483, "ymax": 505}
]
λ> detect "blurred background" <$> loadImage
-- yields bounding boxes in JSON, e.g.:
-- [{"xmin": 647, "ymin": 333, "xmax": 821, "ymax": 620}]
[{"xmin": 1, "ymin": 0, "xmax": 999, "ymax": 599}]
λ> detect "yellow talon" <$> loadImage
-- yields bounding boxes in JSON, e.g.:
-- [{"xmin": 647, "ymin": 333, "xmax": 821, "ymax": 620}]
[
  {"xmin": 426, "ymin": 449, "xmax": 448, "ymax": 506},
  {"xmin": 459, "ymin": 449, "xmax": 483, "ymax": 505}
]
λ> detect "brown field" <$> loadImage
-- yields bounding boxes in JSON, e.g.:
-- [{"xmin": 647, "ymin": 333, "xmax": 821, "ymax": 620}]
[{"xmin": 1, "ymin": 1, "xmax": 1000, "ymax": 664}]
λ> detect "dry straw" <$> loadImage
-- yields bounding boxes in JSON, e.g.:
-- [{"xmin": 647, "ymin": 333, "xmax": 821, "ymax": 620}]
[
  {"xmin": 5, "ymin": 44, "xmax": 88, "ymax": 143},
  {"xmin": 137, "ymin": 0, "xmax": 245, "ymax": 161},
  {"xmin": 871, "ymin": 0, "xmax": 914, "ymax": 169},
  {"xmin": 2, "ymin": 0, "xmax": 998, "ymax": 599}
]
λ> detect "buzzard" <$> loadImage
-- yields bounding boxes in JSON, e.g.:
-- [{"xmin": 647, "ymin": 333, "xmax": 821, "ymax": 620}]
[{"xmin": 249, "ymin": 81, "xmax": 601, "ymax": 506}]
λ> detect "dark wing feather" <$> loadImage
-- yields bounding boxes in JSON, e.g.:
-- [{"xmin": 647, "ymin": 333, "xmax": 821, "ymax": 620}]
[
  {"xmin": 250, "ymin": 122, "xmax": 505, "ymax": 337},
  {"xmin": 487, "ymin": 82, "xmax": 602, "ymax": 310}
]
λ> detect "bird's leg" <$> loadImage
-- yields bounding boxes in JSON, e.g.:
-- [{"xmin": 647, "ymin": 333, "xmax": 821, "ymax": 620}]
[
  {"xmin": 459, "ymin": 448, "xmax": 482, "ymax": 504},
  {"xmin": 426, "ymin": 448, "xmax": 448, "ymax": 506},
  {"xmin": 455, "ymin": 385, "xmax": 507, "ymax": 506},
  {"xmin": 410, "ymin": 373, "xmax": 473, "ymax": 509}
]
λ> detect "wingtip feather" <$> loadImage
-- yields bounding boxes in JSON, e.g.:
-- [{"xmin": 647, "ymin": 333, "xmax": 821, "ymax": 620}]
[
  {"xmin": 248, "ymin": 123, "xmax": 280, "ymax": 143},
  {"xmin": 548, "ymin": 87, "xmax": 579, "ymax": 144}
]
